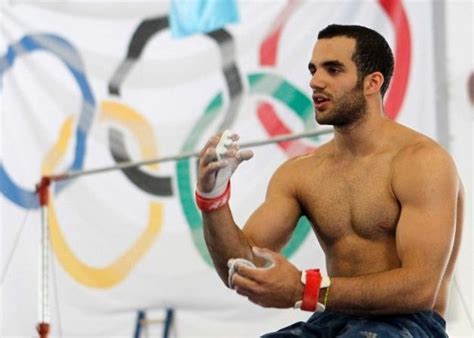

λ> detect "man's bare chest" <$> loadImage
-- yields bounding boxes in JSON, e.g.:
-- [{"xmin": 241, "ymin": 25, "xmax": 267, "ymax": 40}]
[{"xmin": 298, "ymin": 158, "xmax": 401, "ymax": 242}]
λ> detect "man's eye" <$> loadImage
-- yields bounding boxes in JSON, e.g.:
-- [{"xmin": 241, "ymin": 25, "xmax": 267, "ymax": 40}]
[{"xmin": 328, "ymin": 67, "xmax": 340, "ymax": 74}]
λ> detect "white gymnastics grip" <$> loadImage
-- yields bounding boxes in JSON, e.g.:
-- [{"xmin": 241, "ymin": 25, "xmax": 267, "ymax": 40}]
[
  {"xmin": 227, "ymin": 258, "xmax": 256, "ymax": 289},
  {"xmin": 215, "ymin": 129, "xmax": 234, "ymax": 161}
]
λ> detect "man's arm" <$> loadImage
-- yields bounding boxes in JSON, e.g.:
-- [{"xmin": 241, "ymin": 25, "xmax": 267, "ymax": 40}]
[
  {"xmin": 324, "ymin": 144, "xmax": 459, "ymax": 315},
  {"xmin": 198, "ymin": 133, "xmax": 303, "ymax": 286}
]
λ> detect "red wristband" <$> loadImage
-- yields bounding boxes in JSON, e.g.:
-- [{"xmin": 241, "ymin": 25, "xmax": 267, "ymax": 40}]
[
  {"xmin": 301, "ymin": 269, "xmax": 322, "ymax": 312},
  {"xmin": 195, "ymin": 182, "xmax": 231, "ymax": 212}
]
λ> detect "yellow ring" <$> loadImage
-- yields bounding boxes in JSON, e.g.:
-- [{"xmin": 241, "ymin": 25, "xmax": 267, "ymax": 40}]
[{"xmin": 42, "ymin": 104, "xmax": 164, "ymax": 288}]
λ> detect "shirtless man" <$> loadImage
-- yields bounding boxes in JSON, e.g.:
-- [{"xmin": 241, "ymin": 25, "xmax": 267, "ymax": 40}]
[{"xmin": 196, "ymin": 24, "xmax": 464, "ymax": 337}]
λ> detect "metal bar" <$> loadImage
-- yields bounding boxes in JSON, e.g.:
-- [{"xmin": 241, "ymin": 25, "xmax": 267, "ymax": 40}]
[
  {"xmin": 36, "ymin": 177, "xmax": 51, "ymax": 338},
  {"xmin": 162, "ymin": 308, "xmax": 174, "ymax": 338},
  {"xmin": 40, "ymin": 205, "xmax": 50, "ymax": 323},
  {"xmin": 134, "ymin": 310, "xmax": 146, "ymax": 338},
  {"xmin": 49, "ymin": 129, "xmax": 333, "ymax": 182},
  {"xmin": 37, "ymin": 204, "xmax": 50, "ymax": 338}
]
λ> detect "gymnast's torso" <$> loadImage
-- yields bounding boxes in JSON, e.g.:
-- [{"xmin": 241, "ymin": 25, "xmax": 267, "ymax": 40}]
[{"xmin": 287, "ymin": 121, "xmax": 463, "ymax": 317}]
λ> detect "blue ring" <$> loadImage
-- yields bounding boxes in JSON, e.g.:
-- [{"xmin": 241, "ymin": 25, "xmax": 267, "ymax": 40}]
[{"xmin": 0, "ymin": 34, "xmax": 95, "ymax": 208}]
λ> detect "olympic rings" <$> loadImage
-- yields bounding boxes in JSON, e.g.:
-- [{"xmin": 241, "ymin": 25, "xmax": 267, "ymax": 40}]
[
  {"xmin": 105, "ymin": 16, "xmax": 244, "ymax": 196},
  {"xmin": 256, "ymin": 0, "xmax": 411, "ymax": 144},
  {"xmin": 205, "ymin": 28, "xmax": 244, "ymax": 131},
  {"xmin": 0, "ymin": 33, "xmax": 95, "ymax": 208},
  {"xmin": 100, "ymin": 100, "xmax": 173, "ymax": 196},
  {"xmin": 48, "ymin": 197, "xmax": 163, "ymax": 288},
  {"xmin": 44, "ymin": 115, "xmax": 164, "ymax": 288},
  {"xmin": 0, "ymin": 2, "xmax": 412, "ymax": 283},
  {"xmin": 257, "ymin": 0, "xmax": 314, "ymax": 156},
  {"xmin": 378, "ymin": 0, "xmax": 411, "ymax": 119},
  {"xmin": 106, "ymin": 16, "xmax": 174, "ymax": 198},
  {"xmin": 174, "ymin": 0, "xmax": 413, "ymax": 260},
  {"xmin": 108, "ymin": 16, "xmax": 170, "ymax": 96},
  {"xmin": 176, "ymin": 72, "xmax": 317, "ymax": 265}
]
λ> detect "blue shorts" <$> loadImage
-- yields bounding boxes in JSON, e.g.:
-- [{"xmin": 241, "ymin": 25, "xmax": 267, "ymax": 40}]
[{"xmin": 261, "ymin": 310, "xmax": 447, "ymax": 337}]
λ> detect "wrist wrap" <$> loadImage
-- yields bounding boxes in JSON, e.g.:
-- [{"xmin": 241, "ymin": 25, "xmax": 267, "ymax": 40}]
[
  {"xmin": 294, "ymin": 269, "xmax": 331, "ymax": 312},
  {"xmin": 195, "ymin": 182, "xmax": 231, "ymax": 212},
  {"xmin": 301, "ymin": 269, "xmax": 322, "ymax": 311}
]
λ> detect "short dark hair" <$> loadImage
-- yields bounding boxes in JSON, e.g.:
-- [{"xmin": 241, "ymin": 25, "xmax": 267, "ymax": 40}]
[{"xmin": 318, "ymin": 24, "xmax": 394, "ymax": 97}]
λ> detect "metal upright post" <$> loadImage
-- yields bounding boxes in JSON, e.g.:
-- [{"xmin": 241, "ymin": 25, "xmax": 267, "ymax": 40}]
[{"xmin": 36, "ymin": 177, "xmax": 51, "ymax": 338}]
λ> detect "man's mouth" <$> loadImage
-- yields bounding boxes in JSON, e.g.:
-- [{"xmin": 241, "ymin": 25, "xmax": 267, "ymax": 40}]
[{"xmin": 313, "ymin": 94, "xmax": 330, "ymax": 110}]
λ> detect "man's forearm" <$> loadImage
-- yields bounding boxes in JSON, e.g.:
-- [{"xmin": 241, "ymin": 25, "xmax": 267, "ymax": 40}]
[
  {"xmin": 202, "ymin": 205, "xmax": 254, "ymax": 285},
  {"xmin": 325, "ymin": 267, "xmax": 438, "ymax": 315}
]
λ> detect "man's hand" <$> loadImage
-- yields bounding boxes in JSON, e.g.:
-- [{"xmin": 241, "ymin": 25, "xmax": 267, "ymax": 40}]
[
  {"xmin": 197, "ymin": 130, "xmax": 253, "ymax": 197},
  {"xmin": 230, "ymin": 247, "xmax": 304, "ymax": 308}
]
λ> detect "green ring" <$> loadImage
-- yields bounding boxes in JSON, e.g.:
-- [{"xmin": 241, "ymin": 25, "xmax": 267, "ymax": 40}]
[{"xmin": 176, "ymin": 72, "xmax": 316, "ymax": 265}]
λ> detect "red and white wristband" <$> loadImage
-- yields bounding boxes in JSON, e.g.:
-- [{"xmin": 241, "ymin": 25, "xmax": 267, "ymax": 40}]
[
  {"xmin": 195, "ymin": 182, "xmax": 231, "ymax": 212},
  {"xmin": 294, "ymin": 269, "xmax": 331, "ymax": 312}
]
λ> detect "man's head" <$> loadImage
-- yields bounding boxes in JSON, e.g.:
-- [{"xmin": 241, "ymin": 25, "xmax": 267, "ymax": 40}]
[
  {"xmin": 309, "ymin": 24, "xmax": 393, "ymax": 127},
  {"xmin": 318, "ymin": 24, "xmax": 394, "ymax": 98}
]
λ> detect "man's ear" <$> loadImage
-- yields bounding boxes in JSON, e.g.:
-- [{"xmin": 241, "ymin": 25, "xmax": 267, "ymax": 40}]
[{"xmin": 364, "ymin": 72, "xmax": 384, "ymax": 95}]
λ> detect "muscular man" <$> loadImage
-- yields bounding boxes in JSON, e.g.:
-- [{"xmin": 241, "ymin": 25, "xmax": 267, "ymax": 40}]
[{"xmin": 196, "ymin": 24, "xmax": 464, "ymax": 337}]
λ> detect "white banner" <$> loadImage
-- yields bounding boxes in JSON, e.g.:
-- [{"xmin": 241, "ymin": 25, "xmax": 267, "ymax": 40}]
[{"xmin": 1, "ymin": 1, "xmax": 446, "ymax": 337}]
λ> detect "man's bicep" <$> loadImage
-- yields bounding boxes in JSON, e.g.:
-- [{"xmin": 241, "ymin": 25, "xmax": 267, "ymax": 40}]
[
  {"xmin": 243, "ymin": 196, "xmax": 301, "ymax": 251},
  {"xmin": 242, "ymin": 163, "xmax": 302, "ymax": 252},
  {"xmin": 396, "ymin": 205, "xmax": 455, "ymax": 272},
  {"xmin": 394, "ymin": 146, "xmax": 458, "ymax": 280}
]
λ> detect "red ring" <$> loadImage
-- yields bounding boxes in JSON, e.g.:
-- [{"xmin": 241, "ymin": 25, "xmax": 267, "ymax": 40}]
[{"xmin": 257, "ymin": 0, "xmax": 412, "ymax": 155}]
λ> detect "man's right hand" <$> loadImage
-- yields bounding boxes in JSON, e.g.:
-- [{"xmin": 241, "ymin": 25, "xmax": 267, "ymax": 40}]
[{"xmin": 197, "ymin": 130, "xmax": 254, "ymax": 198}]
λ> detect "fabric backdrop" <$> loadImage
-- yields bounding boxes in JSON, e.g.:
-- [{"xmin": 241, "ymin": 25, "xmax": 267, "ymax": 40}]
[{"xmin": 3, "ymin": 1, "xmax": 467, "ymax": 337}]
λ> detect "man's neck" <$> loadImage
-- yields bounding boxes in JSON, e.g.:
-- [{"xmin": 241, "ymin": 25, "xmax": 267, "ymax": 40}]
[{"xmin": 332, "ymin": 108, "xmax": 388, "ymax": 158}]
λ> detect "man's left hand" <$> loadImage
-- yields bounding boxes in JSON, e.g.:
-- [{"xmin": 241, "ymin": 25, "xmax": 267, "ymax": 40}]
[{"xmin": 230, "ymin": 247, "xmax": 303, "ymax": 308}]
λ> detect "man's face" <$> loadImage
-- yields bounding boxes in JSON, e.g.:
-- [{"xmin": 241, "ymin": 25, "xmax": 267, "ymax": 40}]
[{"xmin": 308, "ymin": 37, "xmax": 367, "ymax": 127}]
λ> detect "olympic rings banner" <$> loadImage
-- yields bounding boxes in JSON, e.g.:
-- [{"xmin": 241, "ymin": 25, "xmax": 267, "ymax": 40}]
[{"xmin": 1, "ymin": 1, "xmax": 438, "ymax": 337}]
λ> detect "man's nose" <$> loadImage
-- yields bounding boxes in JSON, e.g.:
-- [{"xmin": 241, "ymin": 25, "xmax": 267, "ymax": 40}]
[{"xmin": 309, "ymin": 71, "xmax": 326, "ymax": 90}]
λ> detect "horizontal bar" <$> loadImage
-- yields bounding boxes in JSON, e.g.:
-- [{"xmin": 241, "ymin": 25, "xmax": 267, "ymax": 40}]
[{"xmin": 48, "ymin": 128, "xmax": 333, "ymax": 182}]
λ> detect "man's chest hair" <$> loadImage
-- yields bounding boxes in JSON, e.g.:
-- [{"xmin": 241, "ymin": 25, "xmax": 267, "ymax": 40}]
[{"xmin": 297, "ymin": 157, "xmax": 400, "ymax": 241}]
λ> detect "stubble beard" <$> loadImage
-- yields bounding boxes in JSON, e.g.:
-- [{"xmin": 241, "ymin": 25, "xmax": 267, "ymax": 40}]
[{"xmin": 316, "ymin": 81, "xmax": 368, "ymax": 128}]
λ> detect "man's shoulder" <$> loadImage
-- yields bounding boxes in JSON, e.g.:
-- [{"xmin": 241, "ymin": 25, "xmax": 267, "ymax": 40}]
[
  {"xmin": 390, "ymin": 125, "xmax": 456, "ymax": 183},
  {"xmin": 386, "ymin": 121, "xmax": 447, "ymax": 160},
  {"xmin": 393, "ymin": 132, "xmax": 450, "ymax": 166},
  {"xmin": 390, "ymin": 128, "xmax": 459, "ymax": 206}
]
